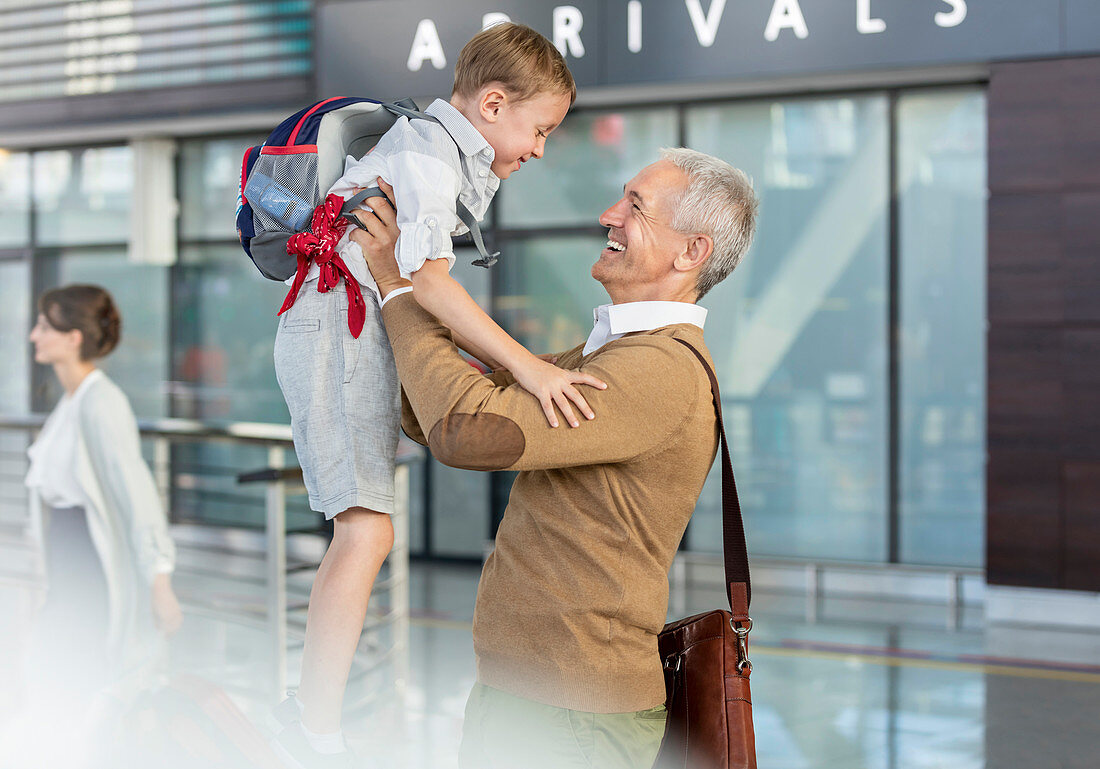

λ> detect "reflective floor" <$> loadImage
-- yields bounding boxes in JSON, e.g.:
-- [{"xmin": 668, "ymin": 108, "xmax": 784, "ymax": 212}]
[{"xmin": 3, "ymin": 557, "xmax": 1100, "ymax": 768}]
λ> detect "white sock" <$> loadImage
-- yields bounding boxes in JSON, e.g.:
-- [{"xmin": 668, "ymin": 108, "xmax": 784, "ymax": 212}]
[{"xmin": 299, "ymin": 721, "xmax": 346, "ymax": 755}]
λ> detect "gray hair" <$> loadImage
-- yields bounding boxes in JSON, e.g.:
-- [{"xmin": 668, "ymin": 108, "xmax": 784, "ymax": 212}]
[{"xmin": 659, "ymin": 147, "xmax": 759, "ymax": 300}]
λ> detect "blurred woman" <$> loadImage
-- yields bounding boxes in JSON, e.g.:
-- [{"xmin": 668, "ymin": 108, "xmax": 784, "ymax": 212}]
[{"xmin": 24, "ymin": 284, "xmax": 181, "ymax": 686}]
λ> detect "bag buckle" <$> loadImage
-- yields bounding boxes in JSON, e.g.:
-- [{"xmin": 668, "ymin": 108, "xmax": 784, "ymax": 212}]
[
  {"xmin": 663, "ymin": 652, "xmax": 683, "ymax": 673},
  {"xmin": 731, "ymin": 616, "xmax": 753, "ymax": 674}
]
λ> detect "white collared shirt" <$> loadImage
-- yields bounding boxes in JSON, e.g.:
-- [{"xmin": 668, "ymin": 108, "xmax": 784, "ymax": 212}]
[{"xmin": 583, "ymin": 301, "xmax": 708, "ymax": 355}]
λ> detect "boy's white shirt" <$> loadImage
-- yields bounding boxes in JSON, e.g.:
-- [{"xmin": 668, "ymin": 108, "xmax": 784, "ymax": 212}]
[{"xmin": 286, "ymin": 99, "xmax": 500, "ymax": 301}]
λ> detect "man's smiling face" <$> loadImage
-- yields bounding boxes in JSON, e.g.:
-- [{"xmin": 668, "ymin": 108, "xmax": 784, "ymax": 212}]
[{"xmin": 592, "ymin": 160, "xmax": 692, "ymax": 302}]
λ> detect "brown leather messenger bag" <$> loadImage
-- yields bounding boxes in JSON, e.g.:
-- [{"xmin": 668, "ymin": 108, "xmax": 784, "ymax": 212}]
[{"xmin": 654, "ymin": 339, "xmax": 757, "ymax": 769}]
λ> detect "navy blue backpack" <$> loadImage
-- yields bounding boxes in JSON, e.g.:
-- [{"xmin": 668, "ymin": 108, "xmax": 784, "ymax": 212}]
[{"xmin": 235, "ymin": 97, "xmax": 498, "ymax": 282}]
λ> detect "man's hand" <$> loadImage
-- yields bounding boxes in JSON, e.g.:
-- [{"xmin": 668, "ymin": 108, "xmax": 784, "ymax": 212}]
[
  {"xmin": 346, "ymin": 180, "xmax": 412, "ymax": 300},
  {"xmin": 511, "ymin": 355, "xmax": 607, "ymax": 428}
]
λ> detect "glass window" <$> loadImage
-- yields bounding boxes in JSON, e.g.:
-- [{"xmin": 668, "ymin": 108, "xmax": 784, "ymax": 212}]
[
  {"xmin": 407, "ymin": 457, "xmax": 427, "ymax": 554},
  {"xmin": 0, "ymin": 260, "xmax": 30, "ymax": 413},
  {"xmin": 429, "ymin": 460, "xmax": 491, "ymax": 558},
  {"xmin": 497, "ymin": 108, "xmax": 678, "ymax": 228},
  {"xmin": 36, "ymin": 250, "xmax": 168, "ymax": 417},
  {"xmin": 174, "ymin": 245, "xmax": 290, "ymax": 422},
  {"xmin": 180, "ymin": 135, "xmax": 264, "ymax": 241},
  {"xmin": 897, "ymin": 89, "xmax": 987, "ymax": 567},
  {"xmin": 0, "ymin": 151, "xmax": 30, "ymax": 249},
  {"xmin": 34, "ymin": 147, "xmax": 133, "ymax": 246},
  {"xmin": 496, "ymin": 235, "xmax": 611, "ymax": 354},
  {"xmin": 686, "ymin": 96, "xmax": 891, "ymax": 561},
  {"xmin": 171, "ymin": 244, "xmax": 314, "ymax": 532}
]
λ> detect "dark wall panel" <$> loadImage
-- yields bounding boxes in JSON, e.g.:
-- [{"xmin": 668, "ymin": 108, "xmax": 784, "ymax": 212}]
[
  {"xmin": 987, "ymin": 449, "xmax": 1062, "ymax": 587},
  {"xmin": 1064, "ymin": 463, "xmax": 1100, "ymax": 591},
  {"xmin": 987, "ymin": 56, "xmax": 1100, "ymax": 592},
  {"xmin": 1062, "ymin": 193, "xmax": 1100, "ymax": 323},
  {"xmin": 987, "ymin": 194, "xmax": 1063, "ymax": 324}
]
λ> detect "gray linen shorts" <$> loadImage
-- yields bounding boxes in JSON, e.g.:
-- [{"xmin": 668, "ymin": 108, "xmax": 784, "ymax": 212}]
[{"xmin": 273, "ymin": 281, "xmax": 400, "ymax": 517}]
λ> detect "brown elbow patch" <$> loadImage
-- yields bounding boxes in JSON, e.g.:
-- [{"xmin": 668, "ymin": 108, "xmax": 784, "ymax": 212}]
[{"xmin": 428, "ymin": 413, "xmax": 525, "ymax": 470}]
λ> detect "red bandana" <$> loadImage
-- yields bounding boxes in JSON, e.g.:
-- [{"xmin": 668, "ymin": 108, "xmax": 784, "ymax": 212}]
[{"xmin": 278, "ymin": 193, "xmax": 367, "ymax": 338}]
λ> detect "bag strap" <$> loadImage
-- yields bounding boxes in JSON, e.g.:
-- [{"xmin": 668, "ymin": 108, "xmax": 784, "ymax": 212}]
[
  {"xmin": 672, "ymin": 338, "xmax": 751, "ymax": 616},
  {"xmin": 339, "ymin": 101, "xmax": 500, "ymax": 269}
]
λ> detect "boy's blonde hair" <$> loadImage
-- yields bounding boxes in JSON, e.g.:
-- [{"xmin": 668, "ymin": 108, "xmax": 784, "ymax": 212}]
[{"xmin": 453, "ymin": 23, "xmax": 576, "ymax": 106}]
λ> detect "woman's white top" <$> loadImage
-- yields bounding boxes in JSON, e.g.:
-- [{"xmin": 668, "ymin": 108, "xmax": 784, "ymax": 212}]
[
  {"xmin": 24, "ymin": 368, "xmax": 176, "ymax": 676},
  {"xmin": 26, "ymin": 368, "xmax": 104, "ymax": 507}
]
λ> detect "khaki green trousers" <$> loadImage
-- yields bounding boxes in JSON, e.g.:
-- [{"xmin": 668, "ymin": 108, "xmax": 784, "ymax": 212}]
[{"xmin": 459, "ymin": 682, "xmax": 667, "ymax": 769}]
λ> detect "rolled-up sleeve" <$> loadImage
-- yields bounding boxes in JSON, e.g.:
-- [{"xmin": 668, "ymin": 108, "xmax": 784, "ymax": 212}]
[{"xmin": 387, "ymin": 150, "xmax": 463, "ymax": 276}]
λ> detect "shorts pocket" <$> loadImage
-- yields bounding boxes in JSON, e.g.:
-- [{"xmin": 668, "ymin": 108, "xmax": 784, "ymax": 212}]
[
  {"xmin": 339, "ymin": 310, "xmax": 360, "ymax": 384},
  {"xmin": 282, "ymin": 318, "xmax": 320, "ymax": 333}
]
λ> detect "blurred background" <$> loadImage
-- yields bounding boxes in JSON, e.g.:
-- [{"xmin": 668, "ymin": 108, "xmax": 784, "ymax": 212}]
[{"xmin": 0, "ymin": 2, "xmax": 1098, "ymax": 768}]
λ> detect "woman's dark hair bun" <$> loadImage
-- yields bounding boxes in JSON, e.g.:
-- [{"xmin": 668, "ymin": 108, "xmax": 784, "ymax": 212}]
[{"xmin": 38, "ymin": 284, "xmax": 122, "ymax": 361}]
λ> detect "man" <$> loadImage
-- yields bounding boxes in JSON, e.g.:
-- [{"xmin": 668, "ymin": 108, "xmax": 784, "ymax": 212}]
[{"xmin": 350, "ymin": 148, "xmax": 758, "ymax": 768}]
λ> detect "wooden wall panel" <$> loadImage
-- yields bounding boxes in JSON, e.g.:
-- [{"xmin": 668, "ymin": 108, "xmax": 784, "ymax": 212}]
[
  {"xmin": 1060, "ymin": 59, "xmax": 1100, "ymax": 188},
  {"xmin": 987, "ymin": 450, "xmax": 1062, "ymax": 587},
  {"xmin": 987, "ymin": 56, "xmax": 1100, "ymax": 592},
  {"xmin": 987, "ymin": 60, "xmax": 1065, "ymax": 192},
  {"xmin": 1062, "ymin": 192, "xmax": 1100, "ymax": 323},
  {"xmin": 987, "ymin": 194, "xmax": 1063, "ymax": 324},
  {"xmin": 1064, "ymin": 463, "xmax": 1100, "ymax": 592}
]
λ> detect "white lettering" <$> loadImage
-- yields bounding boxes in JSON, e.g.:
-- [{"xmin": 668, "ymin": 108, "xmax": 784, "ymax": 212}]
[
  {"xmin": 627, "ymin": 0, "xmax": 642, "ymax": 53},
  {"xmin": 407, "ymin": 18, "xmax": 446, "ymax": 72},
  {"xmin": 764, "ymin": 0, "xmax": 808, "ymax": 42},
  {"xmin": 935, "ymin": 0, "xmax": 967, "ymax": 28},
  {"xmin": 857, "ymin": 0, "xmax": 885, "ymax": 34},
  {"xmin": 685, "ymin": 0, "xmax": 726, "ymax": 48},
  {"xmin": 553, "ymin": 5, "xmax": 585, "ymax": 58},
  {"xmin": 482, "ymin": 12, "xmax": 510, "ymax": 30}
]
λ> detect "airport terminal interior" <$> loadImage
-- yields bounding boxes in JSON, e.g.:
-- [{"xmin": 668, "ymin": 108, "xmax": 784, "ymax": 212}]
[{"xmin": 2, "ymin": 2, "xmax": 1100, "ymax": 768}]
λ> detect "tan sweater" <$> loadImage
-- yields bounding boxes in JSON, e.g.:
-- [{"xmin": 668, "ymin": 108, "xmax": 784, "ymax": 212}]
[{"xmin": 382, "ymin": 293, "xmax": 719, "ymax": 713}]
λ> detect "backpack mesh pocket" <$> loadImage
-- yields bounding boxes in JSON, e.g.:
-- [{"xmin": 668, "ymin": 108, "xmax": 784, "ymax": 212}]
[{"xmin": 248, "ymin": 151, "xmax": 320, "ymax": 236}]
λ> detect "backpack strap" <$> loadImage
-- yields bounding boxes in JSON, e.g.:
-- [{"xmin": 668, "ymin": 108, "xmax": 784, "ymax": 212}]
[{"xmin": 340, "ymin": 101, "xmax": 500, "ymax": 269}]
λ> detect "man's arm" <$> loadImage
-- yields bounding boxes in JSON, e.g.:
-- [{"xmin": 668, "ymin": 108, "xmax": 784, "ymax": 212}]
[
  {"xmin": 400, "ymin": 386, "xmax": 428, "ymax": 446},
  {"xmin": 382, "ymin": 293, "xmax": 702, "ymax": 472}
]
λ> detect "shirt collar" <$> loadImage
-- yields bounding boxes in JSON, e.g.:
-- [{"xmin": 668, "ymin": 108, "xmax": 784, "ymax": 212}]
[
  {"xmin": 584, "ymin": 301, "xmax": 707, "ymax": 355},
  {"xmin": 425, "ymin": 99, "xmax": 493, "ymax": 159},
  {"xmin": 601, "ymin": 301, "xmax": 707, "ymax": 334}
]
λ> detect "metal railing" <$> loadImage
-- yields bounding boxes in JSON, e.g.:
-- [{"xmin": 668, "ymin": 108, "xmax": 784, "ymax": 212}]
[{"xmin": 0, "ymin": 413, "xmax": 421, "ymax": 701}]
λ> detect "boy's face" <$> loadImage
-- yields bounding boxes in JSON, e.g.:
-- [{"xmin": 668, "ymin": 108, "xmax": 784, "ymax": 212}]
[{"xmin": 481, "ymin": 90, "xmax": 571, "ymax": 180}]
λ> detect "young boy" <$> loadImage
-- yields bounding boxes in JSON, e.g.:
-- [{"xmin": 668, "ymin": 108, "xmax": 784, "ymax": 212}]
[{"xmin": 271, "ymin": 23, "xmax": 604, "ymax": 768}]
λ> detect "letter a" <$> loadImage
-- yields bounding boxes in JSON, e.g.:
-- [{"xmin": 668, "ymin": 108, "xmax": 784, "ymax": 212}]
[
  {"xmin": 407, "ymin": 19, "xmax": 446, "ymax": 72},
  {"xmin": 764, "ymin": 0, "xmax": 809, "ymax": 42},
  {"xmin": 686, "ymin": 0, "xmax": 727, "ymax": 48}
]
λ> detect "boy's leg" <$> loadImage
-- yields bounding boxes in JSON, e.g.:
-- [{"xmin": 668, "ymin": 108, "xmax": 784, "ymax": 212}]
[{"xmin": 296, "ymin": 506, "xmax": 394, "ymax": 734}]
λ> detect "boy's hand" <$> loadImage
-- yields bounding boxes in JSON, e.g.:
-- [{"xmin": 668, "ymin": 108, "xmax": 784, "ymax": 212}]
[
  {"xmin": 347, "ymin": 181, "xmax": 410, "ymax": 299},
  {"xmin": 512, "ymin": 356, "xmax": 607, "ymax": 428},
  {"xmin": 495, "ymin": 353, "xmax": 556, "ymax": 373}
]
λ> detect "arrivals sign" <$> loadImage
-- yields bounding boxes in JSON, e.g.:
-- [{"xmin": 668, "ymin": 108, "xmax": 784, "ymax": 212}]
[{"xmin": 319, "ymin": 0, "xmax": 1100, "ymax": 98}]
